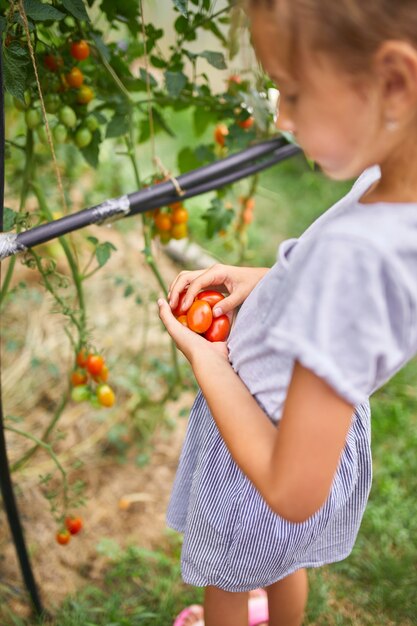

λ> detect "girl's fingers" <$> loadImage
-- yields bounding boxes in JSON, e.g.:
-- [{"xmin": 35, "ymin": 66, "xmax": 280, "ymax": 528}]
[{"xmin": 168, "ymin": 270, "xmax": 204, "ymax": 307}]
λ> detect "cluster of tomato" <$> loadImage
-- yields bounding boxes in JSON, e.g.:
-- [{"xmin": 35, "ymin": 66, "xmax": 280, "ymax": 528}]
[
  {"xmin": 151, "ymin": 201, "xmax": 189, "ymax": 243},
  {"xmin": 172, "ymin": 290, "xmax": 231, "ymax": 342},
  {"xmin": 16, "ymin": 39, "xmax": 97, "ymax": 149},
  {"xmin": 70, "ymin": 349, "xmax": 115, "ymax": 408},
  {"xmin": 56, "ymin": 515, "xmax": 83, "ymax": 546}
]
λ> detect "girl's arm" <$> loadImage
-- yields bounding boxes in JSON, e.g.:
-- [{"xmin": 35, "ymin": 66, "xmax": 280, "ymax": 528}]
[{"xmin": 158, "ymin": 299, "xmax": 354, "ymax": 523}]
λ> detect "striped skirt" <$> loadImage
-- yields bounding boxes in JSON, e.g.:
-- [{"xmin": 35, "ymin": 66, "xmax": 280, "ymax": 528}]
[{"xmin": 167, "ymin": 391, "xmax": 372, "ymax": 592}]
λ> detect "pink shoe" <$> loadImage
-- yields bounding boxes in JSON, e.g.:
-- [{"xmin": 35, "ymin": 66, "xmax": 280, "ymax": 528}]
[
  {"xmin": 249, "ymin": 589, "xmax": 269, "ymax": 625},
  {"xmin": 173, "ymin": 590, "xmax": 268, "ymax": 625},
  {"xmin": 173, "ymin": 604, "xmax": 204, "ymax": 626}
]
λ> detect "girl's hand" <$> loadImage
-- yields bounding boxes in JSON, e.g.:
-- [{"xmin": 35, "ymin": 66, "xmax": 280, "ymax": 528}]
[
  {"xmin": 157, "ymin": 298, "xmax": 229, "ymax": 363},
  {"xmin": 168, "ymin": 263, "xmax": 269, "ymax": 318}
]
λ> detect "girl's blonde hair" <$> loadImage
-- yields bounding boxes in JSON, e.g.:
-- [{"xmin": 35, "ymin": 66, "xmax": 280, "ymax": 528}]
[{"xmin": 249, "ymin": 0, "xmax": 417, "ymax": 75}]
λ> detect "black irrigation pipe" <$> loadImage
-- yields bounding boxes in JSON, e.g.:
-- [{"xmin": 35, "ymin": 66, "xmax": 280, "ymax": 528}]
[
  {"xmin": 0, "ymin": 56, "xmax": 301, "ymax": 623},
  {"xmin": 0, "ymin": 36, "xmax": 45, "ymax": 618},
  {"xmin": 0, "ymin": 138, "xmax": 301, "ymax": 259}
]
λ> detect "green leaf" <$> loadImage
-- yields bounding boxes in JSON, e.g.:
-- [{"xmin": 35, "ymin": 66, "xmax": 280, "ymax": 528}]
[
  {"xmin": 165, "ymin": 70, "xmax": 187, "ymax": 98},
  {"xmin": 193, "ymin": 107, "xmax": 214, "ymax": 137},
  {"xmin": 198, "ymin": 50, "xmax": 226, "ymax": 70},
  {"xmin": 3, "ymin": 46, "xmax": 29, "ymax": 101},
  {"xmin": 152, "ymin": 107, "xmax": 175, "ymax": 137},
  {"xmin": 3, "ymin": 207, "xmax": 17, "ymax": 232},
  {"xmin": 177, "ymin": 147, "xmax": 196, "ymax": 174},
  {"xmin": 174, "ymin": 15, "xmax": 188, "ymax": 34},
  {"xmin": 60, "ymin": 0, "xmax": 90, "ymax": 21},
  {"xmin": 139, "ymin": 67, "xmax": 157, "ymax": 88},
  {"xmin": 172, "ymin": 0, "xmax": 187, "ymax": 16},
  {"xmin": 106, "ymin": 113, "xmax": 129, "ymax": 138},
  {"xmin": 23, "ymin": 0, "xmax": 65, "ymax": 21},
  {"xmin": 202, "ymin": 198, "xmax": 234, "ymax": 239},
  {"xmin": 95, "ymin": 241, "xmax": 117, "ymax": 267}
]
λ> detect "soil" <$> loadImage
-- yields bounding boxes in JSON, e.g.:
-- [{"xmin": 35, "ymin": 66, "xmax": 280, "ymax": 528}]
[{"xmin": 0, "ymin": 221, "xmax": 206, "ymax": 619}]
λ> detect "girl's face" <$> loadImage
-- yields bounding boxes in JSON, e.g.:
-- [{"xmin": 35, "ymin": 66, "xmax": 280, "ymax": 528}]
[{"xmin": 250, "ymin": 9, "xmax": 386, "ymax": 180}]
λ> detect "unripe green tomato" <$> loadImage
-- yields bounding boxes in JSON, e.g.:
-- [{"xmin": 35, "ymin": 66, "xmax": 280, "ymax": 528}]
[
  {"xmin": 44, "ymin": 94, "xmax": 61, "ymax": 114},
  {"xmin": 53, "ymin": 123, "xmax": 68, "ymax": 144},
  {"xmin": 85, "ymin": 115, "xmax": 99, "ymax": 132},
  {"xmin": 25, "ymin": 108, "xmax": 41, "ymax": 129},
  {"xmin": 74, "ymin": 126, "xmax": 92, "ymax": 148},
  {"xmin": 58, "ymin": 105, "xmax": 77, "ymax": 128},
  {"xmin": 37, "ymin": 126, "xmax": 49, "ymax": 145},
  {"xmin": 71, "ymin": 384, "xmax": 91, "ymax": 403},
  {"xmin": 14, "ymin": 91, "xmax": 31, "ymax": 111}
]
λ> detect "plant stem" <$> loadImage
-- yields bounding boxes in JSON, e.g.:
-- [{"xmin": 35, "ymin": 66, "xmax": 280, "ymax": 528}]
[
  {"xmin": 7, "ymin": 423, "xmax": 69, "ymax": 511},
  {"xmin": 0, "ymin": 130, "xmax": 34, "ymax": 306},
  {"xmin": 31, "ymin": 182, "xmax": 87, "ymax": 345},
  {"xmin": 10, "ymin": 387, "xmax": 70, "ymax": 473}
]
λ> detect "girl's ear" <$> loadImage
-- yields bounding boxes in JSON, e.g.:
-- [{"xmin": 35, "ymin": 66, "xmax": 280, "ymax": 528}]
[{"xmin": 373, "ymin": 40, "xmax": 417, "ymax": 126}]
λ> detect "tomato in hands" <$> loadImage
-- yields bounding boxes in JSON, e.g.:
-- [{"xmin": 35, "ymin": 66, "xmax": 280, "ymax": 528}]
[
  {"xmin": 186, "ymin": 300, "xmax": 213, "ymax": 334},
  {"xmin": 196, "ymin": 290, "xmax": 225, "ymax": 308},
  {"xmin": 204, "ymin": 315, "xmax": 230, "ymax": 342},
  {"xmin": 171, "ymin": 290, "xmax": 230, "ymax": 342}
]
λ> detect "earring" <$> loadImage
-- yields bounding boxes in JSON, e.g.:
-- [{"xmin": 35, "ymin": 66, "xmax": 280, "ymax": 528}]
[{"xmin": 385, "ymin": 118, "xmax": 399, "ymax": 132}]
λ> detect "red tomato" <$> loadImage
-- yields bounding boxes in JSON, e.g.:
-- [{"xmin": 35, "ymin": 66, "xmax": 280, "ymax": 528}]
[
  {"xmin": 44, "ymin": 54, "xmax": 63, "ymax": 72},
  {"xmin": 237, "ymin": 116, "xmax": 254, "ymax": 129},
  {"xmin": 76, "ymin": 348, "xmax": 88, "ymax": 368},
  {"xmin": 93, "ymin": 364, "xmax": 109, "ymax": 383},
  {"xmin": 65, "ymin": 516, "xmax": 83, "ymax": 535},
  {"xmin": 204, "ymin": 315, "xmax": 231, "ymax": 342},
  {"xmin": 70, "ymin": 40, "xmax": 90, "ymax": 61},
  {"xmin": 56, "ymin": 530, "xmax": 71, "ymax": 545},
  {"xmin": 186, "ymin": 300, "xmax": 213, "ymax": 334},
  {"xmin": 171, "ymin": 290, "xmax": 189, "ymax": 317},
  {"xmin": 86, "ymin": 354, "xmax": 105, "ymax": 376},
  {"xmin": 71, "ymin": 369, "xmax": 88, "ymax": 386},
  {"xmin": 196, "ymin": 290, "xmax": 224, "ymax": 308}
]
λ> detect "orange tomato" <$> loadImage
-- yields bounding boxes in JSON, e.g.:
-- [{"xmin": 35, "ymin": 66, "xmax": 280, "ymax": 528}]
[
  {"xmin": 154, "ymin": 213, "xmax": 172, "ymax": 232},
  {"xmin": 56, "ymin": 530, "xmax": 71, "ymax": 545},
  {"xmin": 171, "ymin": 207, "xmax": 188, "ymax": 224},
  {"xmin": 66, "ymin": 67, "xmax": 84, "ymax": 88},
  {"xmin": 214, "ymin": 123, "xmax": 229, "ymax": 147},
  {"xmin": 171, "ymin": 223, "xmax": 188, "ymax": 240}
]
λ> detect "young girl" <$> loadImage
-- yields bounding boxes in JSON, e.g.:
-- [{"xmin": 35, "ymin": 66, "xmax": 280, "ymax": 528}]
[{"xmin": 158, "ymin": 1, "xmax": 417, "ymax": 624}]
